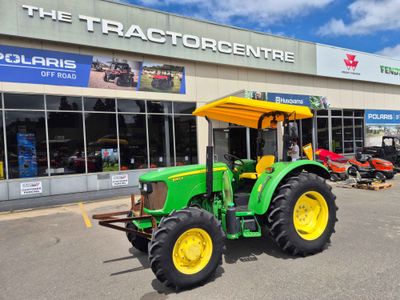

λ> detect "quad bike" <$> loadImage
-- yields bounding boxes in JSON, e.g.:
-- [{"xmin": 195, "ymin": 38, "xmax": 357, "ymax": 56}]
[
  {"xmin": 347, "ymin": 152, "xmax": 395, "ymax": 181},
  {"xmin": 315, "ymin": 149, "xmax": 348, "ymax": 182},
  {"xmin": 103, "ymin": 62, "xmax": 136, "ymax": 87},
  {"xmin": 151, "ymin": 74, "xmax": 174, "ymax": 90},
  {"xmin": 93, "ymin": 96, "xmax": 337, "ymax": 289}
]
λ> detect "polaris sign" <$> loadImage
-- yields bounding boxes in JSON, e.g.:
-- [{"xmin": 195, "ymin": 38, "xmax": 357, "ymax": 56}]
[
  {"xmin": 365, "ymin": 109, "xmax": 400, "ymax": 125},
  {"xmin": 0, "ymin": 45, "xmax": 91, "ymax": 87}
]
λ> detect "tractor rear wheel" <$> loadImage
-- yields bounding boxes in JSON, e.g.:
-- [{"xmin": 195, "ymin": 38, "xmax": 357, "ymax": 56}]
[
  {"xmin": 267, "ymin": 173, "xmax": 337, "ymax": 256},
  {"xmin": 125, "ymin": 212, "xmax": 149, "ymax": 253},
  {"xmin": 149, "ymin": 207, "xmax": 224, "ymax": 289}
]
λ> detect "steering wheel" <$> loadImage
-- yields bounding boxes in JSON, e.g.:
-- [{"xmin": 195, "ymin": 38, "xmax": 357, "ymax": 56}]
[{"xmin": 223, "ymin": 153, "xmax": 244, "ymax": 169}]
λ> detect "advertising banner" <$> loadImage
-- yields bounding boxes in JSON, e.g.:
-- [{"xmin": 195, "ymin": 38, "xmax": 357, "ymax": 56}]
[
  {"xmin": 242, "ymin": 90, "xmax": 329, "ymax": 109},
  {"xmin": 17, "ymin": 133, "xmax": 38, "ymax": 178},
  {"xmin": 0, "ymin": 44, "xmax": 92, "ymax": 87},
  {"xmin": 365, "ymin": 109, "xmax": 400, "ymax": 125},
  {"xmin": 365, "ymin": 109, "xmax": 400, "ymax": 146},
  {"xmin": 0, "ymin": 45, "xmax": 186, "ymax": 94},
  {"xmin": 138, "ymin": 62, "xmax": 186, "ymax": 94},
  {"xmin": 317, "ymin": 45, "xmax": 400, "ymax": 86}
]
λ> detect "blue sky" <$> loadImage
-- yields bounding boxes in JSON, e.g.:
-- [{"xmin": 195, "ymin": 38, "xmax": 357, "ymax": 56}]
[{"xmin": 118, "ymin": 0, "xmax": 400, "ymax": 58}]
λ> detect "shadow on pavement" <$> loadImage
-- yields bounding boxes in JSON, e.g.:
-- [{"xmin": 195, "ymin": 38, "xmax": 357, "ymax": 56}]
[{"xmin": 107, "ymin": 247, "xmax": 150, "ymax": 276}]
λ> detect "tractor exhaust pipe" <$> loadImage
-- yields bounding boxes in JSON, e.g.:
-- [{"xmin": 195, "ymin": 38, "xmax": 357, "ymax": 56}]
[{"xmin": 206, "ymin": 117, "xmax": 213, "ymax": 199}]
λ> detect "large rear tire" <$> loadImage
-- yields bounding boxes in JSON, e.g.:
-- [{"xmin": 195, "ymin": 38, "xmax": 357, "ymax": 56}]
[
  {"xmin": 125, "ymin": 212, "xmax": 149, "ymax": 253},
  {"xmin": 148, "ymin": 207, "xmax": 224, "ymax": 289},
  {"xmin": 267, "ymin": 173, "xmax": 337, "ymax": 256}
]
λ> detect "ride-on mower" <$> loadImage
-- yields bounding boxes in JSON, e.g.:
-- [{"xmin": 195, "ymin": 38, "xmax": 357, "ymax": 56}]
[
  {"xmin": 93, "ymin": 96, "xmax": 338, "ymax": 289},
  {"xmin": 347, "ymin": 152, "xmax": 395, "ymax": 181}
]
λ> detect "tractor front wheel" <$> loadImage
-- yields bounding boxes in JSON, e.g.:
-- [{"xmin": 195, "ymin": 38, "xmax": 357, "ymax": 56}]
[
  {"xmin": 149, "ymin": 207, "xmax": 224, "ymax": 289},
  {"xmin": 267, "ymin": 173, "xmax": 337, "ymax": 256}
]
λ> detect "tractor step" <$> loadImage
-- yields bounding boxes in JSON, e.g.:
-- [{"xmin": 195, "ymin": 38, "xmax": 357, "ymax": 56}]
[{"xmin": 234, "ymin": 192, "xmax": 250, "ymax": 207}]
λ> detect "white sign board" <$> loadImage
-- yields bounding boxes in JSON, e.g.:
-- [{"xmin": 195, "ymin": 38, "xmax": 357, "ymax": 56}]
[
  {"xmin": 20, "ymin": 181, "xmax": 42, "ymax": 196},
  {"xmin": 112, "ymin": 174, "xmax": 129, "ymax": 187},
  {"xmin": 317, "ymin": 45, "xmax": 400, "ymax": 85}
]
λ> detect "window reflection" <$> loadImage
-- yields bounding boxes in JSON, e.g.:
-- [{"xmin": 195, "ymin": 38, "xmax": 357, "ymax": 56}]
[
  {"xmin": 148, "ymin": 115, "xmax": 174, "ymax": 167},
  {"xmin": 118, "ymin": 114, "xmax": 148, "ymax": 169},
  {"xmin": 85, "ymin": 113, "xmax": 118, "ymax": 172},
  {"xmin": 175, "ymin": 116, "xmax": 198, "ymax": 165},
  {"xmin": 46, "ymin": 95, "xmax": 82, "ymax": 111},
  {"xmin": 47, "ymin": 112, "xmax": 85, "ymax": 175}
]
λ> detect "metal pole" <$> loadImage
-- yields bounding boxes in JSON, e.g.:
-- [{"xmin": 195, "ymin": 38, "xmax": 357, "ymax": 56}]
[
  {"xmin": 1, "ymin": 93, "xmax": 8, "ymax": 180},
  {"xmin": 44, "ymin": 94, "xmax": 51, "ymax": 177}
]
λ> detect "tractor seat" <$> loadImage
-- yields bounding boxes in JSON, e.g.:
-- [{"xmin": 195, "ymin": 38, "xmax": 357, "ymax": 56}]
[{"xmin": 239, "ymin": 155, "xmax": 275, "ymax": 180}]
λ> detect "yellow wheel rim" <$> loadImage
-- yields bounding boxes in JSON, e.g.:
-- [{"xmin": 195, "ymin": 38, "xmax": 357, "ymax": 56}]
[
  {"xmin": 172, "ymin": 228, "xmax": 213, "ymax": 275},
  {"xmin": 293, "ymin": 191, "xmax": 329, "ymax": 241}
]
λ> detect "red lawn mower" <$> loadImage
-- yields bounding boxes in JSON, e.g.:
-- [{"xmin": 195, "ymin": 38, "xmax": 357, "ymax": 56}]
[
  {"xmin": 315, "ymin": 149, "xmax": 349, "ymax": 182},
  {"xmin": 347, "ymin": 152, "xmax": 395, "ymax": 181}
]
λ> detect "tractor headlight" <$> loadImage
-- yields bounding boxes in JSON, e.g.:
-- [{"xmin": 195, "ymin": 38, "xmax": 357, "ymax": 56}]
[{"xmin": 140, "ymin": 182, "xmax": 153, "ymax": 193}]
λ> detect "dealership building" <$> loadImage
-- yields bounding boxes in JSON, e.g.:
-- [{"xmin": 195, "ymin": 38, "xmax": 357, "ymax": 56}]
[{"xmin": 0, "ymin": 0, "xmax": 400, "ymax": 210}]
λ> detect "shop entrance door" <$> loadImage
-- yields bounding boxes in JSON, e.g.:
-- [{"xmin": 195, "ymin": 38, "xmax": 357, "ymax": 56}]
[{"xmin": 213, "ymin": 127, "xmax": 247, "ymax": 163}]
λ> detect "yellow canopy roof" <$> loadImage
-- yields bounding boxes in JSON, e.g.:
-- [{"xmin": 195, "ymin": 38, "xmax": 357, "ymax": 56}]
[{"xmin": 193, "ymin": 96, "xmax": 313, "ymax": 129}]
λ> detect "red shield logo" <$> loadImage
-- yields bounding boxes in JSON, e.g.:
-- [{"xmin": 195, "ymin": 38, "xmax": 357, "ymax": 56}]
[{"xmin": 344, "ymin": 54, "xmax": 358, "ymax": 71}]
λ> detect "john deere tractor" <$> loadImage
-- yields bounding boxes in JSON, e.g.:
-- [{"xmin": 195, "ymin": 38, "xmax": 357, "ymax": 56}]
[{"xmin": 93, "ymin": 96, "xmax": 337, "ymax": 289}]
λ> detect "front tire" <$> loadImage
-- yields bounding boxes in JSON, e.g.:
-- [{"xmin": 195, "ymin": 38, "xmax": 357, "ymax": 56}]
[
  {"xmin": 267, "ymin": 173, "xmax": 337, "ymax": 256},
  {"xmin": 149, "ymin": 207, "xmax": 224, "ymax": 289}
]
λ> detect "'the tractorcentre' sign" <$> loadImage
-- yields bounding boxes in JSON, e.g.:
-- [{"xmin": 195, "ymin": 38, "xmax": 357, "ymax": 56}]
[{"xmin": 21, "ymin": 4, "xmax": 295, "ymax": 64}]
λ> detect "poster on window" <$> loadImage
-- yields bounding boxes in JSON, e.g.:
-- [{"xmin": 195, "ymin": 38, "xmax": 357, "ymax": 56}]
[
  {"xmin": 138, "ymin": 62, "xmax": 186, "ymax": 94},
  {"xmin": 17, "ymin": 133, "xmax": 38, "ymax": 178},
  {"xmin": 101, "ymin": 148, "xmax": 119, "ymax": 172},
  {"xmin": 89, "ymin": 56, "xmax": 141, "ymax": 90}
]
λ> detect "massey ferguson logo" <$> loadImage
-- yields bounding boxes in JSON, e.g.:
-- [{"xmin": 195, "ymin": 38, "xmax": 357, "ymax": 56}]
[
  {"xmin": 344, "ymin": 54, "xmax": 358, "ymax": 71},
  {"xmin": 342, "ymin": 53, "xmax": 360, "ymax": 75}
]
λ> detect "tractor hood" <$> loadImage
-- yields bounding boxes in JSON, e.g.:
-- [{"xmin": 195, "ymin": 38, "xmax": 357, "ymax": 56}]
[{"xmin": 139, "ymin": 162, "xmax": 228, "ymax": 183}]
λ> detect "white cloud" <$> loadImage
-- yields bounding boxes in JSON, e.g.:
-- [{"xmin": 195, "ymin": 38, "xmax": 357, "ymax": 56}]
[
  {"xmin": 318, "ymin": 0, "xmax": 400, "ymax": 36},
  {"xmin": 129, "ymin": 0, "xmax": 333, "ymax": 26},
  {"xmin": 377, "ymin": 44, "xmax": 400, "ymax": 59}
]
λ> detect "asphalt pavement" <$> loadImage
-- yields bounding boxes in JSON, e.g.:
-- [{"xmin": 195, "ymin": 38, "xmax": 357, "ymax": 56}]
[{"xmin": 1, "ymin": 177, "xmax": 400, "ymax": 300}]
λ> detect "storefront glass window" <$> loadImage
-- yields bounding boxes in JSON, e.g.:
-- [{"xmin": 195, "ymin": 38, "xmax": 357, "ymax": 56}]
[
  {"xmin": 4, "ymin": 94, "xmax": 44, "ymax": 109},
  {"xmin": 47, "ymin": 112, "xmax": 85, "ymax": 175},
  {"xmin": 174, "ymin": 102, "xmax": 196, "ymax": 114},
  {"xmin": 118, "ymin": 114, "xmax": 148, "ymax": 169},
  {"xmin": 85, "ymin": 113, "xmax": 118, "ymax": 172},
  {"xmin": 117, "ymin": 99, "xmax": 146, "ymax": 113},
  {"xmin": 301, "ymin": 118, "xmax": 313, "ymax": 147},
  {"xmin": 355, "ymin": 119, "xmax": 363, "ymax": 140},
  {"xmin": 84, "ymin": 98, "xmax": 115, "ymax": 112},
  {"xmin": 46, "ymin": 95, "xmax": 82, "ymax": 111},
  {"xmin": 0, "ymin": 114, "xmax": 4, "ymax": 180},
  {"xmin": 6, "ymin": 111, "xmax": 48, "ymax": 179},
  {"xmin": 317, "ymin": 118, "xmax": 329, "ymax": 149},
  {"xmin": 174, "ymin": 116, "xmax": 198, "ymax": 165},
  {"xmin": 147, "ymin": 101, "xmax": 172, "ymax": 114},
  {"xmin": 148, "ymin": 115, "xmax": 174, "ymax": 167},
  {"xmin": 331, "ymin": 118, "xmax": 343, "ymax": 153}
]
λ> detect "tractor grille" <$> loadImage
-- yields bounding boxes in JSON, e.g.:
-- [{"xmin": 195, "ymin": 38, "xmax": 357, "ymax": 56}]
[{"xmin": 143, "ymin": 182, "xmax": 168, "ymax": 210}]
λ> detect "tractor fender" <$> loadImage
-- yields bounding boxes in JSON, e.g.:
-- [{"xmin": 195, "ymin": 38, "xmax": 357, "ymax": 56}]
[{"xmin": 248, "ymin": 160, "xmax": 330, "ymax": 216}]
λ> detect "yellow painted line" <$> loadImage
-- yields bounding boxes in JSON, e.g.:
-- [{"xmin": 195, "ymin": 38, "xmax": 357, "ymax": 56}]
[
  {"xmin": 168, "ymin": 167, "xmax": 227, "ymax": 179},
  {"xmin": 79, "ymin": 202, "xmax": 92, "ymax": 228}
]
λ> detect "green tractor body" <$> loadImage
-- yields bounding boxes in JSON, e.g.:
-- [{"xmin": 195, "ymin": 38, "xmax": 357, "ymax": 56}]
[{"xmin": 93, "ymin": 96, "xmax": 337, "ymax": 289}]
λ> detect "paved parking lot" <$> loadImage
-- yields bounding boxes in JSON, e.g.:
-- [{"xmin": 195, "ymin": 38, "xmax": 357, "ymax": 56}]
[{"xmin": 1, "ymin": 177, "xmax": 400, "ymax": 300}]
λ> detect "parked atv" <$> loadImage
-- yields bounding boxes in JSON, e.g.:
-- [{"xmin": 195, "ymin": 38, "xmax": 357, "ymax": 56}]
[
  {"xmin": 103, "ymin": 62, "xmax": 136, "ymax": 87},
  {"xmin": 363, "ymin": 136, "xmax": 400, "ymax": 169},
  {"xmin": 93, "ymin": 96, "xmax": 337, "ymax": 289},
  {"xmin": 348, "ymin": 152, "xmax": 395, "ymax": 181},
  {"xmin": 151, "ymin": 74, "xmax": 174, "ymax": 90}
]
